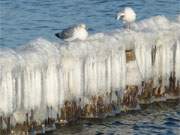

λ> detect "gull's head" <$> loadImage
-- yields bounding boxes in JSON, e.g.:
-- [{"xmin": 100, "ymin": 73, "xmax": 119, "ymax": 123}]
[
  {"xmin": 75, "ymin": 23, "xmax": 88, "ymax": 40},
  {"xmin": 116, "ymin": 7, "xmax": 136, "ymax": 23},
  {"xmin": 116, "ymin": 12, "xmax": 125, "ymax": 20},
  {"xmin": 79, "ymin": 23, "xmax": 86, "ymax": 29}
]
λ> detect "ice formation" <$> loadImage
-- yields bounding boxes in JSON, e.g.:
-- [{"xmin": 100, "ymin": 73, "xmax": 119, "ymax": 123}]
[{"xmin": 0, "ymin": 16, "xmax": 180, "ymax": 126}]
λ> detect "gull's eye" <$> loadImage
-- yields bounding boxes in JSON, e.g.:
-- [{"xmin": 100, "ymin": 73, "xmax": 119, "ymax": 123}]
[{"xmin": 121, "ymin": 15, "xmax": 124, "ymax": 19}]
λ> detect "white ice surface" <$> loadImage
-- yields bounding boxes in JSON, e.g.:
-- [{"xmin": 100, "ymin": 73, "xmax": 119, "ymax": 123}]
[{"xmin": 0, "ymin": 16, "xmax": 179, "ymax": 124}]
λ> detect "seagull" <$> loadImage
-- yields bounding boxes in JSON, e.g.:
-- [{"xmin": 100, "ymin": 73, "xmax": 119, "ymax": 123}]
[
  {"xmin": 116, "ymin": 7, "xmax": 136, "ymax": 29},
  {"xmin": 55, "ymin": 23, "xmax": 88, "ymax": 41}
]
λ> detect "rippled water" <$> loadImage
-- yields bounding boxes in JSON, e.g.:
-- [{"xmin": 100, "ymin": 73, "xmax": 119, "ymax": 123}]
[
  {"xmin": 0, "ymin": 0, "xmax": 179, "ymax": 47},
  {"xmin": 52, "ymin": 102, "xmax": 180, "ymax": 135},
  {"xmin": 0, "ymin": 0, "xmax": 180, "ymax": 134}
]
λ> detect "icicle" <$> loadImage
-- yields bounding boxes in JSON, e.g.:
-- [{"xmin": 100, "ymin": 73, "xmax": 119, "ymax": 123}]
[
  {"xmin": 45, "ymin": 63, "xmax": 59, "ymax": 108},
  {"xmin": 175, "ymin": 40, "xmax": 180, "ymax": 81}
]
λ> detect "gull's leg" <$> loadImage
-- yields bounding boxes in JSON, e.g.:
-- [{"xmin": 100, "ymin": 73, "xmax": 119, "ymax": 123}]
[
  {"xmin": 124, "ymin": 23, "xmax": 130, "ymax": 30},
  {"xmin": 127, "ymin": 23, "xmax": 131, "ymax": 30},
  {"xmin": 123, "ymin": 24, "xmax": 126, "ymax": 29}
]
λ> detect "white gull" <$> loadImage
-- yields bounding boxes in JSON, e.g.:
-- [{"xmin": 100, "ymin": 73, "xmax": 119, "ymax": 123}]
[{"xmin": 116, "ymin": 7, "xmax": 136, "ymax": 29}]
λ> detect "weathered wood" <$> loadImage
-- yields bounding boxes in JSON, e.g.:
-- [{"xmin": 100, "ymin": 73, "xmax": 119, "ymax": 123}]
[{"xmin": 126, "ymin": 49, "xmax": 136, "ymax": 62}]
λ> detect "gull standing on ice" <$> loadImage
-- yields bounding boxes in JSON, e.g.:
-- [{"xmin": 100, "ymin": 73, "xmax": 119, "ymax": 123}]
[
  {"xmin": 55, "ymin": 23, "xmax": 88, "ymax": 41},
  {"xmin": 116, "ymin": 7, "xmax": 136, "ymax": 29}
]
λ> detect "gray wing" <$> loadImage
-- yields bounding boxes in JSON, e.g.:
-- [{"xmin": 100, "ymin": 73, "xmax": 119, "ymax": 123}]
[{"xmin": 55, "ymin": 25, "xmax": 77, "ymax": 39}]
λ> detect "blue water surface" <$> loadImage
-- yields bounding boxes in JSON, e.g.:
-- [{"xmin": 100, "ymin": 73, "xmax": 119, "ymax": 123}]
[
  {"xmin": 53, "ymin": 103, "xmax": 180, "ymax": 135},
  {"xmin": 0, "ymin": 0, "xmax": 179, "ymax": 47},
  {"xmin": 0, "ymin": 0, "xmax": 180, "ymax": 134}
]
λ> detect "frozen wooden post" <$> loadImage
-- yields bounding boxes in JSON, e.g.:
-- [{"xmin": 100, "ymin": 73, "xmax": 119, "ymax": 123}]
[
  {"xmin": 125, "ymin": 49, "xmax": 135, "ymax": 62},
  {"xmin": 7, "ymin": 117, "xmax": 11, "ymax": 133},
  {"xmin": 47, "ymin": 106, "xmax": 50, "ymax": 125},
  {"xmin": 57, "ymin": 113, "xmax": 60, "ymax": 121},
  {"xmin": 30, "ymin": 109, "xmax": 34, "ymax": 123},
  {"xmin": 26, "ymin": 113, "xmax": 29, "ymax": 126},
  {"xmin": 172, "ymin": 71, "xmax": 176, "ymax": 91},
  {"xmin": 0, "ymin": 116, "xmax": 2, "ymax": 129},
  {"xmin": 50, "ymin": 106, "xmax": 53, "ymax": 119}
]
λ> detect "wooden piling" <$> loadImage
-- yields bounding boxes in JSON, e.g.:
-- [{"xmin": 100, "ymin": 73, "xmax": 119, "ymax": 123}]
[
  {"xmin": 0, "ymin": 116, "xmax": 2, "ymax": 129},
  {"xmin": 7, "ymin": 117, "xmax": 11, "ymax": 133}
]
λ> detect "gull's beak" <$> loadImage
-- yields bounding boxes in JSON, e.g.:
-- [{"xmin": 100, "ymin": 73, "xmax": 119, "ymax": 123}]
[
  {"xmin": 55, "ymin": 33, "xmax": 60, "ymax": 38},
  {"xmin": 116, "ymin": 13, "xmax": 124, "ymax": 20},
  {"xmin": 116, "ymin": 15, "xmax": 120, "ymax": 20}
]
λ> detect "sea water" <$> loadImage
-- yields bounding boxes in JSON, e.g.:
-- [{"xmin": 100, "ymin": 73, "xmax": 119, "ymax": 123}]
[
  {"xmin": 0, "ymin": 0, "xmax": 180, "ymax": 134},
  {"xmin": 0, "ymin": 0, "xmax": 179, "ymax": 48}
]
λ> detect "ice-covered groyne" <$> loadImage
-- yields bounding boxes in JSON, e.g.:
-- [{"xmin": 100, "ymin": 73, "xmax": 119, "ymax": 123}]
[{"xmin": 0, "ymin": 16, "xmax": 180, "ymax": 130}]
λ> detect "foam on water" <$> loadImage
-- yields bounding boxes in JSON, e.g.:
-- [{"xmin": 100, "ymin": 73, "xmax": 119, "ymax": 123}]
[{"xmin": 0, "ymin": 16, "xmax": 180, "ymax": 124}]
